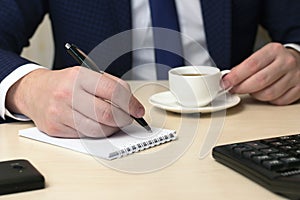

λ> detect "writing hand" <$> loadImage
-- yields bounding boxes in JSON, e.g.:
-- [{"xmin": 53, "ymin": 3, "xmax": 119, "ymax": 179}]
[
  {"xmin": 6, "ymin": 67, "xmax": 145, "ymax": 138},
  {"xmin": 223, "ymin": 42, "xmax": 300, "ymax": 105}
]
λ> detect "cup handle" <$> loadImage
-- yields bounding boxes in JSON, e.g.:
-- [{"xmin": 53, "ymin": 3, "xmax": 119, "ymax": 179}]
[
  {"xmin": 217, "ymin": 70, "xmax": 232, "ymax": 97},
  {"xmin": 221, "ymin": 70, "xmax": 231, "ymax": 78}
]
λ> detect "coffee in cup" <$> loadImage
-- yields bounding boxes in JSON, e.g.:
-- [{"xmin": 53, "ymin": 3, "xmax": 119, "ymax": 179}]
[{"xmin": 181, "ymin": 73, "xmax": 207, "ymax": 76}]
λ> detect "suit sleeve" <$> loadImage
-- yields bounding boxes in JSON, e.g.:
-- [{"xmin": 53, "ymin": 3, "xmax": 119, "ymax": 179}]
[
  {"xmin": 260, "ymin": 1, "xmax": 300, "ymax": 45},
  {"xmin": 0, "ymin": 0, "xmax": 49, "ymax": 82}
]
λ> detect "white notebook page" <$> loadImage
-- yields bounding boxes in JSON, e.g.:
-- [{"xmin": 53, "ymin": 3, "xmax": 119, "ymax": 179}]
[{"xmin": 19, "ymin": 125, "xmax": 176, "ymax": 160}]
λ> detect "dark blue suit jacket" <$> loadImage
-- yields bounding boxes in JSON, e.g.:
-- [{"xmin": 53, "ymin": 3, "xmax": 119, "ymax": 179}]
[{"xmin": 1, "ymin": 0, "xmax": 300, "ymax": 123}]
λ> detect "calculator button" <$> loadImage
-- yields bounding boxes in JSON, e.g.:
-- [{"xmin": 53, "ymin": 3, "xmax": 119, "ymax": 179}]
[
  {"xmin": 243, "ymin": 150, "xmax": 262, "ymax": 159},
  {"xmin": 262, "ymin": 138, "xmax": 279, "ymax": 144},
  {"xmin": 269, "ymin": 152, "xmax": 289, "ymax": 159},
  {"xmin": 280, "ymin": 157, "xmax": 300, "ymax": 168},
  {"xmin": 290, "ymin": 150, "xmax": 300, "ymax": 157},
  {"xmin": 280, "ymin": 136, "xmax": 292, "ymax": 140},
  {"xmin": 253, "ymin": 155, "xmax": 273, "ymax": 164},
  {"xmin": 233, "ymin": 146, "xmax": 252, "ymax": 155},
  {"xmin": 260, "ymin": 148, "xmax": 279, "ymax": 154},
  {"xmin": 245, "ymin": 142, "xmax": 269, "ymax": 149},
  {"xmin": 270, "ymin": 141, "xmax": 286, "ymax": 147},
  {"xmin": 286, "ymin": 139, "xmax": 299, "ymax": 144},
  {"xmin": 279, "ymin": 145, "xmax": 297, "ymax": 151},
  {"xmin": 295, "ymin": 134, "xmax": 300, "ymax": 138},
  {"xmin": 225, "ymin": 144, "xmax": 239, "ymax": 150},
  {"xmin": 262, "ymin": 160, "xmax": 284, "ymax": 170}
]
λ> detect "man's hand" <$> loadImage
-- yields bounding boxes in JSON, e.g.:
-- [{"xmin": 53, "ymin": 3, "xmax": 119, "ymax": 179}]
[
  {"xmin": 223, "ymin": 42, "xmax": 300, "ymax": 105},
  {"xmin": 6, "ymin": 67, "xmax": 145, "ymax": 138}
]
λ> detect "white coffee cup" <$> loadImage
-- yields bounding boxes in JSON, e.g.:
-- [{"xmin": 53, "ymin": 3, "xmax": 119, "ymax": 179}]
[{"xmin": 168, "ymin": 66, "xmax": 230, "ymax": 107}]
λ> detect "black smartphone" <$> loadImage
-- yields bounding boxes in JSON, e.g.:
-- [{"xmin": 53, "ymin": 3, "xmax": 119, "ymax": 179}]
[{"xmin": 0, "ymin": 159, "xmax": 45, "ymax": 195}]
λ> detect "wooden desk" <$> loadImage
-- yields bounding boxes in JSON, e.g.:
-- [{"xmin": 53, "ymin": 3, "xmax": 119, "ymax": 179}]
[{"xmin": 1, "ymin": 81, "xmax": 299, "ymax": 200}]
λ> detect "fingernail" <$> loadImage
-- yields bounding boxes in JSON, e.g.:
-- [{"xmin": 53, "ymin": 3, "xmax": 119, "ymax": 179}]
[
  {"xmin": 221, "ymin": 80, "xmax": 231, "ymax": 89},
  {"xmin": 136, "ymin": 107, "xmax": 145, "ymax": 118},
  {"xmin": 229, "ymin": 88, "xmax": 236, "ymax": 94}
]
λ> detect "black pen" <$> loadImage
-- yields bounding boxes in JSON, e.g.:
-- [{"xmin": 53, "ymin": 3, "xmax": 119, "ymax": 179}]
[{"xmin": 65, "ymin": 43, "xmax": 152, "ymax": 133}]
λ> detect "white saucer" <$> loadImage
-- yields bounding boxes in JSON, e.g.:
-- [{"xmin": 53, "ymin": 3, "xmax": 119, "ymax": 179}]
[{"xmin": 149, "ymin": 91, "xmax": 241, "ymax": 113}]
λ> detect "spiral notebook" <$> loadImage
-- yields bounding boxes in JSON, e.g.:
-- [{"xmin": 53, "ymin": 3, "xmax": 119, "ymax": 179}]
[{"xmin": 19, "ymin": 125, "xmax": 176, "ymax": 160}]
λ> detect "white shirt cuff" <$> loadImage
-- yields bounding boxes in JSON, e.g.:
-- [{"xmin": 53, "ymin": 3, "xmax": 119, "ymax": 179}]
[
  {"xmin": 0, "ymin": 63, "xmax": 46, "ymax": 121},
  {"xmin": 284, "ymin": 43, "xmax": 300, "ymax": 53}
]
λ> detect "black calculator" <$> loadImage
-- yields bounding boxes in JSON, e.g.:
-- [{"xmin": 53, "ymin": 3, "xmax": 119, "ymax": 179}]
[{"xmin": 212, "ymin": 134, "xmax": 300, "ymax": 200}]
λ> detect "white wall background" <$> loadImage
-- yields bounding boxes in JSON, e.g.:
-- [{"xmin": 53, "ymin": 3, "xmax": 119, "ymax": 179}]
[{"xmin": 21, "ymin": 14, "xmax": 54, "ymax": 69}]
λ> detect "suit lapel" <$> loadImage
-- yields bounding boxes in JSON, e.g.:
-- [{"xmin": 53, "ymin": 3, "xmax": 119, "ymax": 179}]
[{"xmin": 200, "ymin": 0, "xmax": 232, "ymax": 69}]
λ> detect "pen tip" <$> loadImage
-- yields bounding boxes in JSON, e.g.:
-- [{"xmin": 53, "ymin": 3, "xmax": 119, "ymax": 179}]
[{"xmin": 145, "ymin": 126, "xmax": 153, "ymax": 133}]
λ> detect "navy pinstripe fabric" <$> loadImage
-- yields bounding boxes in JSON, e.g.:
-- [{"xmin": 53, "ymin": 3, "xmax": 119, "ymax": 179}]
[{"xmin": 1, "ymin": 0, "xmax": 300, "ymax": 123}]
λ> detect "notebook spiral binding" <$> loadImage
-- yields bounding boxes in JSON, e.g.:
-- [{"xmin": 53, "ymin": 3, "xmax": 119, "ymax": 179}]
[{"xmin": 109, "ymin": 133, "xmax": 177, "ymax": 159}]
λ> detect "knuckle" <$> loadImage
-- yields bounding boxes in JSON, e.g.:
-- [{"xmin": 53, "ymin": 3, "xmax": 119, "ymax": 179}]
[
  {"xmin": 101, "ymin": 79, "xmax": 117, "ymax": 94},
  {"xmin": 69, "ymin": 66, "xmax": 82, "ymax": 75},
  {"xmin": 63, "ymin": 66, "xmax": 81, "ymax": 81},
  {"xmin": 52, "ymin": 88, "xmax": 72, "ymax": 101},
  {"xmin": 100, "ymin": 106, "xmax": 114, "ymax": 124},
  {"xmin": 262, "ymin": 89, "xmax": 277, "ymax": 101},
  {"xmin": 255, "ymin": 73, "xmax": 269, "ymax": 88},
  {"xmin": 270, "ymin": 42, "xmax": 284, "ymax": 52},
  {"xmin": 51, "ymin": 68, "xmax": 79, "ymax": 101},
  {"xmin": 245, "ymin": 58, "xmax": 260, "ymax": 73},
  {"xmin": 65, "ymin": 66, "xmax": 82, "ymax": 84},
  {"xmin": 251, "ymin": 88, "xmax": 277, "ymax": 102},
  {"xmin": 47, "ymin": 105, "xmax": 60, "ymax": 117},
  {"xmin": 285, "ymin": 54, "xmax": 298, "ymax": 67}
]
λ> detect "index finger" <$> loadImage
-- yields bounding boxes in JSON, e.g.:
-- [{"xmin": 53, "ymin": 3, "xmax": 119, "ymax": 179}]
[{"xmin": 223, "ymin": 44, "xmax": 277, "ymax": 87}]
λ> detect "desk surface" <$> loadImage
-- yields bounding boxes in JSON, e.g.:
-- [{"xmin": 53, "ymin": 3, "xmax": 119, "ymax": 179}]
[{"xmin": 1, "ymin": 81, "xmax": 299, "ymax": 200}]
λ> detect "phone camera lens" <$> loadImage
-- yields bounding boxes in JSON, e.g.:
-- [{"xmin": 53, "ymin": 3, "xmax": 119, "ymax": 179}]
[{"xmin": 11, "ymin": 163, "xmax": 25, "ymax": 171}]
